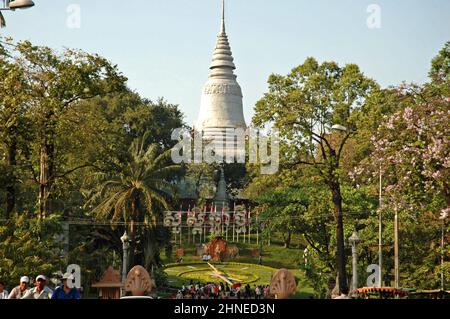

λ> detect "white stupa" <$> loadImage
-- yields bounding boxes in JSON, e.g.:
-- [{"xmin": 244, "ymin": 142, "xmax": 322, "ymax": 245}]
[{"xmin": 195, "ymin": 0, "xmax": 247, "ymax": 141}]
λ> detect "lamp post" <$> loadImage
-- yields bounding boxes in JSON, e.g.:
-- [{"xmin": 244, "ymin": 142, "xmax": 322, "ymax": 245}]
[
  {"xmin": 439, "ymin": 210, "xmax": 448, "ymax": 291},
  {"xmin": 394, "ymin": 206, "xmax": 400, "ymax": 289},
  {"xmin": 349, "ymin": 230, "xmax": 361, "ymax": 293},
  {"xmin": 120, "ymin": 231, "xmax": 130, "ymax": 296},
  {"xmin": 331, "ymin": 124, "xmax": 348, "ymax": 132},
  {"xmin": 378, "ymin": 167, "xmax": 383, "ymax": 287},
  {"xmin": 0, "ymin": 0, "xmax": 35, "ymax": 27}
]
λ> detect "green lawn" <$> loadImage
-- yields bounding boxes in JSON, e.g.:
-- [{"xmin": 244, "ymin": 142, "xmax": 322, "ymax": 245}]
[
  {"xmin": 162, "ymin": 233, "xmax": 305, "ymax": 269},
  {"xmin": 161, "ymin": 233, "xmax": 314, "ymax": 299},
  {"xmin": 165, "ymin": 263, "xmax": 273, "ymax": 286}
]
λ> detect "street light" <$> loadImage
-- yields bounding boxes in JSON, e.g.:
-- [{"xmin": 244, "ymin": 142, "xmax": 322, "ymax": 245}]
[
  {"xmin": 439, "ymin": 209, "xmax": 448, "ymax": 291},
  {"xmin": 9, "ymin": 0, "xmax": 35, "ymax": 9},
  {"xmin": 120, "ymin": 231, "xmax": 130, "ymax": 296},
  {"xmin": 331, "ymin": 124, "xmax": 348, "ymax": 132},
  {"xmin": 349, "ymin": 230, "xmax": 361, "ymax": 292},
  {"xmin": 378, "ymin": 167, "xmax": 383, "ymax": 288},
  {"xmin": 394, "ymin": 206, "xmax": 400, "ymax": 289},
  {"xmin": 0, "ymin": 0, "xmax": 35, "ymax": 27}
]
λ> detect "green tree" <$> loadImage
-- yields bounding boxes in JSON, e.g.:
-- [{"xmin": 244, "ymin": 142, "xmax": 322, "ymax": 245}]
[
  {"xmin": 2, "ymin": 38, "xmax": 128, "ymax": 218},
  {"xmin": 122, "ymin": 97, "xmax": 186, "ymax": 148},
  {"xmin": 0, "ymin": 55, "xmax": 31, "ymax": 217},
  {"xmin": 253, "ymin": 57, "xmax": 378, "ymax": 293},
  {"xmin": 87, "ymin": 135, "xmax": 181, "ymax": 268},
  {"xmin": 255, "ymin": 186, "xmax": 307, "ymax": 248},
  {"xmin": 429, "ymin": 41, "xmax": 449, "ymax": 91},
  {"xmin": 247, "ymin": 166, "xmax": 377, "ymax": 296},
  {"xmin": 350, "ymin": 42, "xmax": 450, "ymax": 290},
  {"xmin": 0, "ymin": 213, "xmax": 63, "ymax": 287}
]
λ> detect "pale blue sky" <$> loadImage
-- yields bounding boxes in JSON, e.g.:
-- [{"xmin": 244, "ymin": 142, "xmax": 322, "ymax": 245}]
[{"xmin": 2, "ymin": 0, "xmax": 449, "ymax": 125}]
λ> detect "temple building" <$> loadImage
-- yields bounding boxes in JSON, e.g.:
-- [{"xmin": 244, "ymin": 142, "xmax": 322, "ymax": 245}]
[
  {"xmin": 195, "ymin": 0, "xmax": 247, "ymax": 140},
  {"xmin": 177, "ymin": 1, "xmax": 248, "ymax": 211}
]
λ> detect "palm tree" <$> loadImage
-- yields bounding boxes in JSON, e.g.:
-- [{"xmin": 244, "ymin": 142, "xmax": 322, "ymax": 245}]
[{"xmin": 88, "ymin": 133, "xmax": 181, "ymax": 268}]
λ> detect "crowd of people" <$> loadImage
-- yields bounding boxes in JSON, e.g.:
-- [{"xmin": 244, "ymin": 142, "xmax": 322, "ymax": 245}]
[
  {"xmin": 174, "ymin": 281, "xmax": 272, "ymax": 300},
  {"xmin": 0, "ymin": 273, "xmax": 81, "ymax": 300}
]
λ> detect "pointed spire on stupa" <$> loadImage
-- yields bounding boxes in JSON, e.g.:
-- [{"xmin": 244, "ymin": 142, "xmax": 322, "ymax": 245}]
[
  {"xmin": 221, "ymin": 0, "xmax": 226, "ymax": 34},
  {"xmin": 209, "ymin": 0, "xmax": 236, "ymax": 79},
  {"xmin": 196, "ymin": 0, "xmax": 246, "ymax": 135}
]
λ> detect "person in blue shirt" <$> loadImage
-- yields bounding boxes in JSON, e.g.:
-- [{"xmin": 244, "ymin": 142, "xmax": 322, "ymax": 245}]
[{"xmin": 51, "ymin": 273, "xmax": 81, "ymax": 300}]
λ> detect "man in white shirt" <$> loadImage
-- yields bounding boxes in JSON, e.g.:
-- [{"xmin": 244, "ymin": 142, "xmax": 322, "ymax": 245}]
[
  {"xmin": 21, "ymin": 275, "xmax": 53, "ymax": 299},
  {"xmin": 8, "ymin": 276, "xmax": 30, "ymax": 299}
]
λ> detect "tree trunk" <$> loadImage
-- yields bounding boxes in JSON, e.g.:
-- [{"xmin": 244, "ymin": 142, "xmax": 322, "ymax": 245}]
[
  {"xmin": 331, "ymin": 183, "xmax": 348, "ymax": 295},
  {"xmin": 284, "ymin": 230, "xmax": 292, "ymax": 249},
  {"xmin": 5, "ymin": 139, "xmax": 17, "ymax": 218},
  {"xmin": 38, "ymin": 139, "xmax": 54, "ymax": 219},
  {"xmin": 129, "ymin": 196, "xmax": 139, "ymax": 267},
  {"xmin": 37, "ymin": 110, "xmax": 58, "ymax": 219}
]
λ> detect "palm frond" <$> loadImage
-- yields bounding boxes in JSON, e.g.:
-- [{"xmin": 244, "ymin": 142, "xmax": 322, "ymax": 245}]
[
  {"xmin": 0, "ymin": 12, "xmax": 6, "ymax": 29},
  {"xmin": 94, "ymin": 179, "xmax": 124, "ymax": 199},
  {"xmin": 88, "ymin": 138, "xmax": 180, "ymax": 235},
  {"xmin": 145, "ymin": 187, "xmax": 171, "ymax": 211},
  {"xmin": 91, "ymin": 190, "xmax": 126, "ymax": 220},
  {"xmin": 113, "ymin": 190, "xmax": 133, "ymax": 222}
]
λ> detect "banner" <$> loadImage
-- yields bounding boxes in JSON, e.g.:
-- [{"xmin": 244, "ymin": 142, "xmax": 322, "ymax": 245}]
[{"xmin": 163, "ymin": 208, "xmax": 250, "ymax": 235}]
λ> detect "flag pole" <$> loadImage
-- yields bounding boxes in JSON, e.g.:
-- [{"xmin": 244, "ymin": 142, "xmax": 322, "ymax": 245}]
[
  {"xmin": 232, "ymin": 202, "xmax": 236, "ymax": 243},
  {"xmin": 179, "ymin": 215, "xmax": 182, "ymax": 247},
  {"xmin": 221, "ymin": 202, "xmax": 225, "ymax": 237},
  {"xmin": 243, "ymin": 209, "xmax": 246, "ymax": 244},
  {"xmin": 180, "ymin": 208, "xmax": 183, "ymax": 247},
  {"xmin": 226, "ymin": 208, "xmax": 229, "ymax": 242},
  {"xmin": 192, "ymin": 205, "xmax": 195, "ymax": 245},
  {"xmin": 256, "ymin": 214, "xmax": 259, "ymax": 246},
  {"xmin": 248, "ymin": 209, "xmax": 251, "ymax": 245},
  {"xmin": 174, "ymin": 228, "xmax": 177, "ymax": 247},
  {"xmin": 203, "ymin": 205, "xmax": 207, "ymax": 244},
  {"xmin": 187, "ymin": 205, "xmax": 191, "ymax": 245},
  {"xmin": 214, "ymin": 205, "xmax": 218, "ymax": 238}
]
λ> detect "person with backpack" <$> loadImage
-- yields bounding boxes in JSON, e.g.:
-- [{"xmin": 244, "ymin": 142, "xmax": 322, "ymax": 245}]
[{"xmin": 51, "ymin": 273, "xmax": 80, "ymax": 300}]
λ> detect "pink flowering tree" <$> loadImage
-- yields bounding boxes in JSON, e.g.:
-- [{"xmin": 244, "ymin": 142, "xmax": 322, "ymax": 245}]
[
  {"xmin": 350, "ymin": 42, "xmax": 449, "ymax": 288},
  {"xmin": 353, "ymin": 42, "xmax": 449, "ymax": 214},
  {"xmin": 372, "ymin": 89, "xmax": 449, "ymax": 212},
  {"xmin": 351, "ymin": 87, "xmax": 449, "ymax": 288}
]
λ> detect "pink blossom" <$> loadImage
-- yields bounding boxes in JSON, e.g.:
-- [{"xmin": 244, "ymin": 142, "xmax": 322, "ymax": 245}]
[
  {"xmin": 431, "ymin": 171, "xmax": 441, "ymax": 179},
  {"xmin": 386, "ymin": 118, "xmax": 395, "ymax": 130},
  {"xmin": 403, "ymin": 107, "xmax": 414, "ymax": 122}
]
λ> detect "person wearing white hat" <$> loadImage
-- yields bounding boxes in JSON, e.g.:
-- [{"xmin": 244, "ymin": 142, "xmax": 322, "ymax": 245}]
[
  {"xmin": 21, "ymin": 275, "xmax": 53, "ymax": 299},
  {"xmin": 51, "ymin": 273, "xmax": 80, "ymax": 300},
  {"xmin": 8, "ymin": 276, "xmax": 30, "ymax": 299}
]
